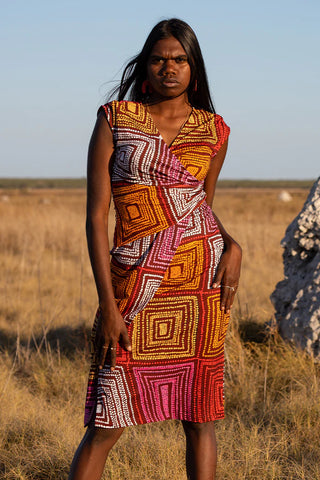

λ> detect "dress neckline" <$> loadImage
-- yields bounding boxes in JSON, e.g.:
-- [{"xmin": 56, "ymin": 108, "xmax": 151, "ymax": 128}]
[{"xmin": 141, "ymin": 103, "xmax": 194, "ymax": 149}]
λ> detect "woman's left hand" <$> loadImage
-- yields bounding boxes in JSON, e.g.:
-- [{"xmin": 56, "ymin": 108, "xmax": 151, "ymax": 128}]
[{"xmin": 212, "ymin": 240, "xmax": 242, "ymax": 313}]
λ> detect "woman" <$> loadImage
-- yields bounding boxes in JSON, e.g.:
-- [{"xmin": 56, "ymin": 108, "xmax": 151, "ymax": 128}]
[{"xmin": 69, "ymin": 18, "xmax": 241, "ymax": 480}]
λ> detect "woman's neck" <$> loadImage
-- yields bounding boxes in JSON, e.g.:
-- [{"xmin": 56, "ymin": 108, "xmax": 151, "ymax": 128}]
[{"xmin": 146, "ymin": 92, "xmax": 190, "ymax": 117}]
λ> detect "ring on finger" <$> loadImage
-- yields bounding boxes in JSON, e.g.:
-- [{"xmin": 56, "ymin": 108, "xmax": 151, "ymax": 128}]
[{"xmin": 222, "ymin": 285, "xmax": 237, "ymax": 292}]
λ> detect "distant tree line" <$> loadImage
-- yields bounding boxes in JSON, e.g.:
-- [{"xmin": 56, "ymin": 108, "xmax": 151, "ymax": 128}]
[{"xmin": 0, "ymin": 178, "xmax": 315, "ymax": 189}]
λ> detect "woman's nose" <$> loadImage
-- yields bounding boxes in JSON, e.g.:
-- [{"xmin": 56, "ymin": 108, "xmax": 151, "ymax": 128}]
[{"xmin": 162, "ymin": 59, "xmax": 176, "ymax": 74}]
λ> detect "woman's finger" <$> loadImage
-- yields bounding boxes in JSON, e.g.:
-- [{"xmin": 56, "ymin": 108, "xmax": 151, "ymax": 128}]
[
  {"xmin": 230, "ymin": 287, "xmax": 238, "ymax": 311},
  {"xmin": 225, "ymin": 288, "xmax": 233, "ymax": 313},
  {"xmin": 221, "ymin": 285, "xmax": 236, "ymax": 312},
  {"xmin": 224, "ymin": 285, "xmax": 238, "ymax": 313},
  {"xmin": 220, "ymin": 285, "xmax": 229, "ymax": 311},
  {"xmin": 120, "ymin": 328, "xmax": 132, "ymax": 352},
  {"xmin": 99, "ymin": 344, "xmax": 109, "ymax": 370},
  {"xmin": 212, "ymin": 265, "xmax": 225, "ymax": 289},
  {"xmin": 110, "ymin": 344, "xmax": 117, "ymax": 371}
]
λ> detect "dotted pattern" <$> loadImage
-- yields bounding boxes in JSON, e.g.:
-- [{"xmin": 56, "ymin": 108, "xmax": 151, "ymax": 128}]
[{"xmin": 84, "ymin": 101, "xmax": 230, "ymax": 428}]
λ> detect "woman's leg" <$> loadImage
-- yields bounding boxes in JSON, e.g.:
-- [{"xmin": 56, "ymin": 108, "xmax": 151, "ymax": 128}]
[
  {"xmin": 68, "ymin": 425, "xmax": 124, "ymax": 480},
  {"xmin": 181, "ymin": 421, "xmax": 217, "ymax": 480}
]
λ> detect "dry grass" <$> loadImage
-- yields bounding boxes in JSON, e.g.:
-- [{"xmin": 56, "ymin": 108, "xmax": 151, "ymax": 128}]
[{"xmin": 1, "ymin": 187, "xmax": 319, "ymax": 480}]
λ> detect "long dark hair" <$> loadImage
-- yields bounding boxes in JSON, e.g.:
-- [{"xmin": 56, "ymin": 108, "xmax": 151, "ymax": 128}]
[{"xmin": 108, "ymin": 18, "xmax": 215, "ymax": 113}]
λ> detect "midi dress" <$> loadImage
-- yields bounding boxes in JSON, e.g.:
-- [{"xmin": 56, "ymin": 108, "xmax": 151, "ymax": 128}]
[{"xmin": 84, "ymin": 100, "xmax": 230, "ymax": 428}]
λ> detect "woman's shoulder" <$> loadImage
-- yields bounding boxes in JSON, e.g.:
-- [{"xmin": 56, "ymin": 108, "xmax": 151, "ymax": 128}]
[
  {"xmin": 98, "ymin": 101, "xmax": 147, "ymax": 131},
  {"xmin": 192, "ymin": 107, "xmax": 230, "ymax": 130},
  {"xmin": 192, "ymin": 107, "xmax": 228, "ymax": 126},
  {"xmin": 102, "ymin": 100, "xmax": 143, "ymax": 114},
  {"xmin": 192, "ymin": 108, "xmax": 230, "ymax": 146}
]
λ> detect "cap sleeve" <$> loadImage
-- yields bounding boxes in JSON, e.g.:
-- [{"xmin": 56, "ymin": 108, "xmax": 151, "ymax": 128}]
[
  {"xmin": 97, "ymin": 102, "xmax": 114, "ymax": 130},
  {"xmin": 214, "ymin": 114, "xmax": 230, "ymax": 152}
]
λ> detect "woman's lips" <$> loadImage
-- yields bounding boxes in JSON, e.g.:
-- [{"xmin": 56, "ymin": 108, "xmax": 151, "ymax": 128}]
[{"xmin": 161, "ymin": 78, "xmax": 179, "ymax": 87}]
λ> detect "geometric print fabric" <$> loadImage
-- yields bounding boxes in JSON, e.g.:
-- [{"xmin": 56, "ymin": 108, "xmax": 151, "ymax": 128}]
[
  {"xmin": 132, "ymin": 296, "xmax": 199, "ymax": 360},
  {"xmin": 84, "ymin": 101, "xmax": 230, "ymax": 428}
]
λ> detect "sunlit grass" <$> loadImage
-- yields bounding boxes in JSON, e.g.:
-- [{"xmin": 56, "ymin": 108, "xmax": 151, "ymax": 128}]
[{"xmin": 1, "ymin": 187, "xmax": 318, "ymax": 479}]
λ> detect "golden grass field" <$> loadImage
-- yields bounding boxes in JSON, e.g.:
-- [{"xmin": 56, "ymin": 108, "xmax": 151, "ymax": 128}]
[{"xmin": 1, "ymin": 186, "xmax": 319, "ymax": 479}]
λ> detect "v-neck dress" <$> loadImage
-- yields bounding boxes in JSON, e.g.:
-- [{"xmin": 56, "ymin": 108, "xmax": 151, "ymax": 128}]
[{"xmin": 84, "ymin": 100, "xmax": 231, "ymax": 428}]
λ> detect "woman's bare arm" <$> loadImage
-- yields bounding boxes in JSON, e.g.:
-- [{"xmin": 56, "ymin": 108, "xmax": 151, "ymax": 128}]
[
  {"xmin": 86, "ymin": 112, "xmax": 131, "ymax": 370},
  {"xmin": 204, "ymin": 140, "xmax": 242, "ymax": 313}
]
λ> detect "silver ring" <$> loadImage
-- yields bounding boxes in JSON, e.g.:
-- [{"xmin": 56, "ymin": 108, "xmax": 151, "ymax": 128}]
[
  {"xmin": 222, "ymin": 285, "xmax": 236, "ymax": 292},
  {"xmin": 110, "ymin": 347, "xmax": 116, "ymax": 350}
]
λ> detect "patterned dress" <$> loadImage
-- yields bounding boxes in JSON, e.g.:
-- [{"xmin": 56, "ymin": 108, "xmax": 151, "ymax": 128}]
[{"xmin": 84, "ymin": 100, "xmax": 230, "ymax": 428}]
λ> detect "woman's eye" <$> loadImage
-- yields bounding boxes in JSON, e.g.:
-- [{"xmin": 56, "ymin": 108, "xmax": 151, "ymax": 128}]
[
  {"xmin": 150, "ymin": 57, "xmax": 164, "ymax": 64},
  {"xmin": 175, "ymin": 57, "xmax": 187, "ymax": 63}
]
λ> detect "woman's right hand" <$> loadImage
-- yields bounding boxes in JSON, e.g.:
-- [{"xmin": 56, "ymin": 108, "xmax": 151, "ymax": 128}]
[
  {"xmin": 94, "ymin": 303, "xmax": 132, "ymax": 371},
  {"xmin": 86, "ymin": 113, "xmax": 132, "ymax": 372}
]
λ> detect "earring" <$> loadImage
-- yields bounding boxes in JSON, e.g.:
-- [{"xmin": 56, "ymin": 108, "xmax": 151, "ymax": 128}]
[
  {"xmin": 142, "ymin": 80, "xmax": 148, "ymax": 94},
  {"xmin": 194, "ymin": 80, "xmax": 198, "ymax": 92},
  {"xmin": 142, "ymin": 80, "xmax": 153, "ymax": 94}
]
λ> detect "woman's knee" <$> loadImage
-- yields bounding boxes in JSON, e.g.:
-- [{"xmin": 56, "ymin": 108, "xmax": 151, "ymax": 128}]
[
  {"xmin": 182, "ymin": 420, "xmax": 215, "ymax": 436},
  {"xmin": 86, "ymin": 425, "xmax": 124, "ymax": 447}
]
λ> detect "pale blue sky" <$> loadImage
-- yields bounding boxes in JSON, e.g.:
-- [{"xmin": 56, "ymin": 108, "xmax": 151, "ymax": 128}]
[{"xmin": 1, "ymin": 0, "xmax": 319, "ymax": 179}]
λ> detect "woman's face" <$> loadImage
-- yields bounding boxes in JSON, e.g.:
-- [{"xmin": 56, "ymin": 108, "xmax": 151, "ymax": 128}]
[{"xmin": 146, "ymin": 36, "xmax": 191, "ymax": 99}]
